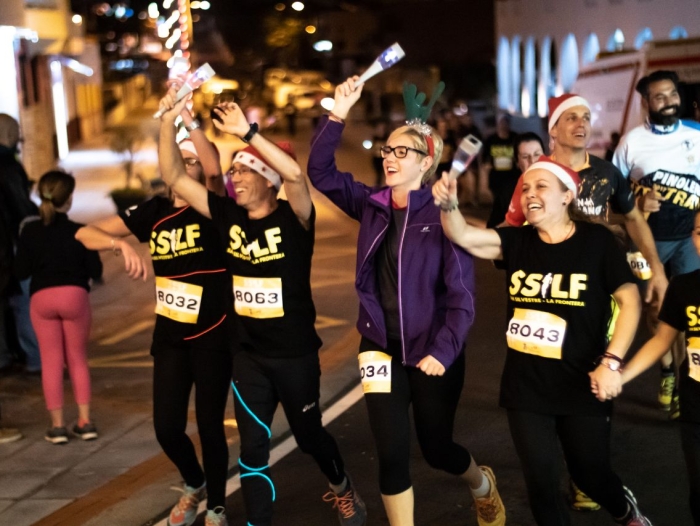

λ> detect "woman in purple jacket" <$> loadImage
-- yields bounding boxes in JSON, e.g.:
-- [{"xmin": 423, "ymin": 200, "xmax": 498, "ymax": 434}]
[{"xmin": 307, "ymin": 76, "xmax": 505, "ymax": 526}]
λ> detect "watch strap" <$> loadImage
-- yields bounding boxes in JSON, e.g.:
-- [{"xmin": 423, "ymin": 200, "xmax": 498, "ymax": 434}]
[{"xmin": 242, "ymin": 122, "xmax": 259, "ymax": 143}]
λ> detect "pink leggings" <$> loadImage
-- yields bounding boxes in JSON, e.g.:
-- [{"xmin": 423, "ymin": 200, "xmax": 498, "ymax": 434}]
[{"xmin": 30, "ymin": 286, "xmax": 92, "ymax": 411}]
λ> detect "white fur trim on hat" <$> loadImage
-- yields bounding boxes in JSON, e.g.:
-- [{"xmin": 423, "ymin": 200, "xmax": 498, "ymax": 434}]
[
  {"xmin": 178, "ymin": 139, "xmax": 199, "ymax": 158},
  {"xmin": 548, "ymin": 95, "xmax": 590, "ymax": 131},
  {"xmin": 233, "ymin": 150, "xmax": 281, "ymax": 190},
  {"xmin": 524, "ymin": 160, "xmax": 579, "ymax": 196}
]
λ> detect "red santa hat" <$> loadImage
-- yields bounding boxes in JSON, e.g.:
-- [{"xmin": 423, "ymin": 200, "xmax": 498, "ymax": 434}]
[
  {"xmin": 548, "ymin": 94, "xmax": 590, "ymax": 131},
  {"xmin": 523, "ymin": 156, "xmax": 581, "ymax": 196},
  {"xmin": 231, "ymin": 142, "xmax": 296, "ymax": 190}
]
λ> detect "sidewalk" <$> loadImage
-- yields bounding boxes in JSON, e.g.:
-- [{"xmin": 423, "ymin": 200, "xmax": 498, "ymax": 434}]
[{"xmin": 0, "ymin": 103, "xmax": 375, "ymax": 526}]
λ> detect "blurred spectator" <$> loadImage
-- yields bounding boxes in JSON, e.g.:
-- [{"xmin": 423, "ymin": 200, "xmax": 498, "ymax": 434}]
[
  {"xmin": 434, "ymin": 116, "xmax": 458, "ymax": 181},
  {"xmin": 0, "ymin": 114, "xmax": 41, "ymax": 374},
  {"xmin": 482, "ymin": 116, "xmax": 518, "ymax": 227},
  {"xmin": 605, "ymin": 131, "xmax": 621, "ymax": 162},
  {"xmin": 370, "ymin": 119, "xmax": 391, "ymax": 187}
]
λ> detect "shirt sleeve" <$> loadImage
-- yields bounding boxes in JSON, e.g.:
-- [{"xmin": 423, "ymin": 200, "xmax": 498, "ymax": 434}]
[
  {"xmin": 608, "ymin": 164, "xmax": 635, "ymax": 215},
  {"xmin": 611, "ymin": 139, "xmax": 631, "ymax": 178},
  {"xmin": 118, "ymin": 198, "xmax": 161, "ymax": 242},
  {"xmin": 600, "ymin": 225, "xmax": 635, "ymax": 294},
  {"xmin": 658, "ymin": 277, "xmax": 686, "ymax": 332}
]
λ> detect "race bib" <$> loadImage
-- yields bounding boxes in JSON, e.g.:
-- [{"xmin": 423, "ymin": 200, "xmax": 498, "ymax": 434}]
[
  {"xmin": 506, "ymin": 308, "xmax": 567, "ymax": 360},
  {"xmin": 154, "ymin": 277, "xmax": 203, "ymax": 324},
  {"xmin": 687, "ymin": 337, "xmax": 700, "ymax": 383},
  {"xmin": 233, "ymin": 276, "xmax": 284, "ymax": 319},
  {"xmin": 358, "ymin": 351, "xmax": 392, "ymax": 393},
  {"xmin": 627, "ymin": 251, "xmax": 652, "ymax": 281},
  {"xmin": 494, "ymin": 157, "xmax": 513, "ymax": 171}
]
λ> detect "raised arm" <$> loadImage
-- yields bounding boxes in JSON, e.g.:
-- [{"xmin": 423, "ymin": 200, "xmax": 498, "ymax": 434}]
[
  {"xmin": 180, "ymin": 108, "xmax": 226, "ymax": 196},
  {"xmin": 75, "ymin": 216, "xmax": 148, "ymax": 281},
  {"xmin": 156, "ymin": 87, "xmax": 211, "ymax": 218},
  {"xmin": 432, "ymin": 172, "xmax": 503, "ymax": 260},
  {"xmin": 212, "ymin": 102, "xmax": 313, "ymax": 229}
]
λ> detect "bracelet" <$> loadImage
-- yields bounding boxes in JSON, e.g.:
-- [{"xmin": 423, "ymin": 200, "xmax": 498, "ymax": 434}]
[
  {"xmin": 328, "ymin": 112, "xmax": 345, "ymax": 124},
  {"xmin": 595, "ymin": 354, "xmax": 624, "ymax": 372},
  {"xmin": 111, "ymin": 238, "xmax": 122, "ymax": 257},
  {"xmin": 242, "ymin": 122, "xmax": 259, "ymax": 143},
  {"xmin": 185, "ymin": 120, "xmax": 200, "ymax": 132},
  {"xmin": 439, "ymin": 201, "xmax": 459, "ymax": 212}
]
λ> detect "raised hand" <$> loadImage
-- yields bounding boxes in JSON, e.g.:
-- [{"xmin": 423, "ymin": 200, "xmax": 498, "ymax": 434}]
[
  {"xmin": 432, "ymin": 172, "xmax": 458, "ymax": 208},
  {"xmin": 211, "ymin": 102, "xmax": 250, "ymax": 138},
  {"xmin": 331, "ymin": 76, "xmax": 363, "ymax": 120},
  {"xmin": 157, "ymin": 85, "xmax": 190, "ymax": 124}
]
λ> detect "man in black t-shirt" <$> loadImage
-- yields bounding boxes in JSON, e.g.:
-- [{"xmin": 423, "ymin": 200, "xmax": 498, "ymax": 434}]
[
  {"xmin": 482, "ymin": 116, "xmax": 518, "ymax": 227},
  {"xmin": 155, "ymin": 87, "xmax": 366, "ymax": 526}
]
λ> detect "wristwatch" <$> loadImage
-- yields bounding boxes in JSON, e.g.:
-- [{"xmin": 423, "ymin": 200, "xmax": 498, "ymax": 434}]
[
  {"xmin": 242, "ymin": 122, "xmax": 259, "ymax": 143},
  {"xmin": 599, "ymin": 356, "xmax": 623, "ymax": 372},
  {"xmin": 185, "ymin": 120, "xmax": 200, "ymax": 132}
]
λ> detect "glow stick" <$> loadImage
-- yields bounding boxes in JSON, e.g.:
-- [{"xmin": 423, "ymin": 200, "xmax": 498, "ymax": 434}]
[
  {"xmin": 356, "ymin": 43, "xmax": 405, "ymax": 87},
  {"xmin": 448, "ymin": 135, "xmax": 482, "ymax": 180},
  {"xmin": 153, "ymin": 63, "xmax": 216, "ymax": 118}
]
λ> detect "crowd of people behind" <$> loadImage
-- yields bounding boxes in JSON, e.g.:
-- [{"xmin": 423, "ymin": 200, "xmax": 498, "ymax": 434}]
[{"xmin": 0, "ymin": 67, "xmax": 699, "ymax": 526}]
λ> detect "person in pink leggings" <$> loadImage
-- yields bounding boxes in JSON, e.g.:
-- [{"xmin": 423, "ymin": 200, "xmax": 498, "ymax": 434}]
[{"xmin": 14, "ymin": 171, "xmax": 102, "ymax": 444}]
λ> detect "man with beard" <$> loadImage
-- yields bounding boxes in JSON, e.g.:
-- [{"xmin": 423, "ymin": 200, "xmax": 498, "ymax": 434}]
[{"xmin": 614, "ymin": 70, "xmax": 700, "ymax": 418}]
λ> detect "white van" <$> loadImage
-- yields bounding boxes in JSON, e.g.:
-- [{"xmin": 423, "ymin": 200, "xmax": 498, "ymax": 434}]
[{"xmin": 572, "ymin": 37, "xmax": 700, "ymax": 156}]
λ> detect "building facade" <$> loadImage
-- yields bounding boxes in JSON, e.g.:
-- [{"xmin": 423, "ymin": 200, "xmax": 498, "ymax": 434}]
[{"xmin": 495, "ymin": 0, "xmax": 700, "ymax": 118}]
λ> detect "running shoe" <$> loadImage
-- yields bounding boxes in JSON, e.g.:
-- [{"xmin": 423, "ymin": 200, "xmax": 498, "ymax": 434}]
[
  {"xmin": 669, "ymin": 391, "xmax": 680, "ymax": 420},
  {"xmin": 167, "ymin": 483, "xmax": 206, "ymax": 526},
  {"xmin": 45, "ymin": 427, "xmax": 69, "ymax": 445},
  {"xmin": 72, "ymin": 422, "xmax": 99, "ymax": 441},
  {"xmin": 618, "ymin": 486, "xmax": 653, "ymax": 526},
  {"xmin": 569, "ymin": 480, "xmax": 601, "ymax": 511},
  {"xmin": 322, "ymin": 475, "xmax": 367, "ymax": 526},
  {"xmin": 658, "ymin": 374, "xmax": 675, "ymax": 410},
  {"xmin": 474, "ymin": 466, "xmax": 506, "ymax": 526},
  {"xmin": 0, "ymin": 427, "xmax": 22, "ymax": 444},
  {"xmin": 204, "ymin": 506, "xmax": 227, "ymax": 526}
]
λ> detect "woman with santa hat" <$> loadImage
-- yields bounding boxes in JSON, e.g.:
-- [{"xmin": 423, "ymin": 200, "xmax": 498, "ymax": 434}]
[{"xmin": 433, "ymin": 158, "xmax": 653, "ymax": 526}]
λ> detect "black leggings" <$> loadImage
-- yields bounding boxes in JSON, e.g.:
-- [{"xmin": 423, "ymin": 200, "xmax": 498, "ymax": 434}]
[
  {"xmin": 681, "ymin": 421, "xmax": 700, "ymax": 525},
  {"xmin": 507, "ymin": 410, "xmax": 629, "ymax": 526},
  {"xmin": 361, "ymin": 338, "xmax": 472, "ymax": 495},
  {"xmin": 232, "ymin": 350, "xmax": 345, "ymax": 526},
  {"xmin": 153, "ymin": 347, "xmax": 232, "ymax": 509}
]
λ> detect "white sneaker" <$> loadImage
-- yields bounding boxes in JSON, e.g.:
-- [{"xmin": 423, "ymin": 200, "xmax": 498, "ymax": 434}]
[{"xmin": 167, "ymin": 483, "xmax": 206, "ymax": 526}]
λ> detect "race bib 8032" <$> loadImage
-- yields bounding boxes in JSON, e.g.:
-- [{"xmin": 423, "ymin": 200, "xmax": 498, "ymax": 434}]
[{"xmin": 154, "ymin": 277, "xmax": 203, "ymax": 324}]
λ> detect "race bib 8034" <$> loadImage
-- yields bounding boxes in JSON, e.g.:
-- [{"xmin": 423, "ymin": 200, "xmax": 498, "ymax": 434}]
[{"xmin": 358, "ymin": 351, "xmax": 392, "ymax": 393}]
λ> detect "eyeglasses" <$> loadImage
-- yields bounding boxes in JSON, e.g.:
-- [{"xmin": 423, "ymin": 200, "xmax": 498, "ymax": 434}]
[
  {"xmin": 227, "ymin": 166, "xmax": 255, "ymax": 177},
  {"xmin": 380, "ymin": 145, "xmax": 427, "ymax": 159},
  {"xmin": 183, "ymin": 158, "xmax": 201, "ymax": 167}
]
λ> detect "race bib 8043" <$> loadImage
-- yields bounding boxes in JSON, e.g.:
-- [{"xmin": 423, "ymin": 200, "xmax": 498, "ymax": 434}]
[
  {"xmin": 506, "ymin": 308, "xmax": 567, "ymax": 360},
  {"xmin": 687, "ymin": 337, "xmax": 700, "ymax": 383},
  {"xmin": 154, "ymin": 277, "xmax": 203, "ymax": 324},
  {"xmin": 233, "ymin": 276, "xmax": 284, "ymax": 319},
  {"xmin": 358, "ymin": 351, "xmax": 392, "ymax": 393}
]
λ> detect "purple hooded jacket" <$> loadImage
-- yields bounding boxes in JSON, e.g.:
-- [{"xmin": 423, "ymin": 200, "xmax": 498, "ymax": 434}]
[{"xmin": 307, "ymin": 116, "xmax": 476, "ymax": 368}]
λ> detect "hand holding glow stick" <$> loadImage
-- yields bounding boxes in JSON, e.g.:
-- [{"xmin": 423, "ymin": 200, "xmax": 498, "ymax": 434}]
[
  {"xmin": 153, "ymin": 63, "xmax": 216, "ymax": 119},
  {"xmin": 447, "ymin": 135, "xmax": 482, "ymax": 180},
  {"xmin": 355, "ymin": 43, "xmax": 405, "ymax": 87}
]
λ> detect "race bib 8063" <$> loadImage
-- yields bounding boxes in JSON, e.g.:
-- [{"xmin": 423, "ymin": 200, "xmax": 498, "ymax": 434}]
[{"xmin": 233, "ymin": 276, "xmax": 284, "ymax": 319}]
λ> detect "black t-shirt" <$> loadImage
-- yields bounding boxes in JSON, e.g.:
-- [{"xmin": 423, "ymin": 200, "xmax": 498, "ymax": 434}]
[
  {"xmin": 483, "ymin": 133, "xmax": 517, "ymax": 176},
  {"xmin": 15, "ymin": 214, "xmax": 102, "ymax": 295},
  {"xmin": 119, "ymin": 197, "xmax": 232, "ymax": 353},
  {"xmin": 207, "ymin": 192, "xmax": 322, "ymax": 357},
  {"xmin": 497, "ymin": 221, "xmax": 634, "ymax": 415},
  {"xmin": 376, "ymin": 207, "xmax": 406, "ymax": 340},
  {"xmin": 657, "ymin": 270, "xmax": 700, "ymax": 423},
  {"xmin": 576, "ymin": 155, "xmax": 635, "ymax": 221}
]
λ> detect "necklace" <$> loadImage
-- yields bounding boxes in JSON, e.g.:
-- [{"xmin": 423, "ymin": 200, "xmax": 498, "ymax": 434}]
[{"xmin": 561, "ymin": 221, "xmax": 575, "ymax": 242}]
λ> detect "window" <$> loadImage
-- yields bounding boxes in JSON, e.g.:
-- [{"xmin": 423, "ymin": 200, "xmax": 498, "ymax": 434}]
[
  {"xmin": 497, "ymin": 36, "xmax": 511, "ymax": 110},
  {"xmin": 634, "ymin": 28, "xmax": 653, "ymax": 50},
  {"xmin": 559, "ymin": 33, "xmax": 579, "ymax": 93},
  {"xmin": 669, "ymin": 26, "xmax": 688, "ymax": 40},
  {"xmin": 606, "ymin": 29, "xmax": 625, "ymax": 52},
  {"xmin": 582, "ymin": 33, "xmax": 600, "ymax": 65}
]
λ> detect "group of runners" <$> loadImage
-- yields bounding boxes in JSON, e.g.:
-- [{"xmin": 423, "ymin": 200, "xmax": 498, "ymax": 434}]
[{"xmin": 18, "ymin": 66, "xmax": 699, "ymax": 526}]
